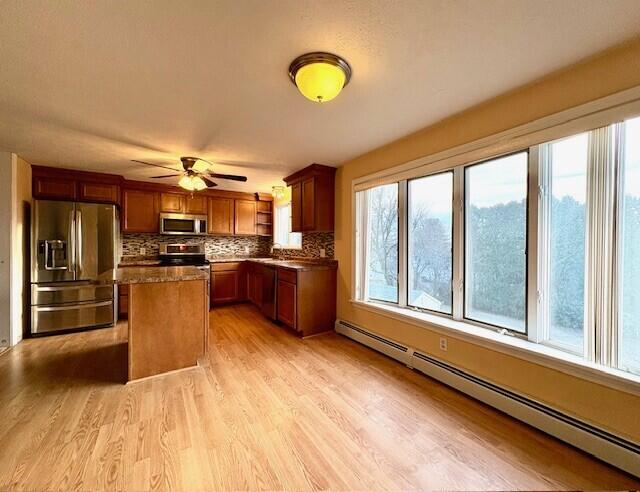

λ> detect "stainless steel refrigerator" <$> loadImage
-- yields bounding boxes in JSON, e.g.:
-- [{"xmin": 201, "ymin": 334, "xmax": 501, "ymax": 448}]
[{"xmin": 30, "ymin": 200, "xmax": 118, "ymax": 336}]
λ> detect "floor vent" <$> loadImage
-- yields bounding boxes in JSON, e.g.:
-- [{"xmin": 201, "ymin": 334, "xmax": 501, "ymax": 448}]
[{"xmin": 336, "ymin": 318, "xmax": 640, "ymax": 478}]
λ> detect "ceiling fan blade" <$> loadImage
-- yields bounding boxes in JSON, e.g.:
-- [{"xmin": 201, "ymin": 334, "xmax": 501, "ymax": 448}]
[
  {"xmin": 201, "ymin": 177, "xmax": 217, "ymax": 188},
  {"xmin": 131, "ymin": 159, "xmax": 180, "ymax": 172},
  {"xmin": 207, "ymin": 173, "xmax": 247, "ymax": 182},
  {"xmin": 151, "ymin": 174, "xmax": 181, "ymax": 178}
]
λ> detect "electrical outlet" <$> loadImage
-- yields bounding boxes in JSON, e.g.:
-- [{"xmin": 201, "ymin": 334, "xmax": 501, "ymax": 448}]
[
  {"xmin": 244, "ymin": 246, "xmax": 250, "ymax": 254},
  {"xmin": 439, "ymin": 337, "xmax": 448, "ymax": 351},
  {"xmin": 139, "ymin": 247, "xmax": 146, "ymax": 256},
  {"xmin": 319, "ymin": 248, "xmax": 326, "ymax": 258}
]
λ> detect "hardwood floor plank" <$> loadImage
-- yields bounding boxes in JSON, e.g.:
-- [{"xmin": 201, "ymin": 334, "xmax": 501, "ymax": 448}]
[{"xmin": 0, "ymin": 303, "xmax": 637, "ymax": 491}]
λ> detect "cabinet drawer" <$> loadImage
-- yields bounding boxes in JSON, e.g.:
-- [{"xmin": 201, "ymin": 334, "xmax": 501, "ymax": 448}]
[
  {"xmin": 211, "ymin": 262, "xmax": 243, "ymax": 272},
  {"xmin": 278, "ymin": 268, "xmax": 297, "ymax": 284}
]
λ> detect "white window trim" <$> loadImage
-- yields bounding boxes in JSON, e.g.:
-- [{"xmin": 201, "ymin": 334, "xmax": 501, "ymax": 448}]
[
  {"xmin": 349, "ymin": 298, "xmax": 640, "ymax": 397},
  {"xmin": 351, "ymin": 85, "xmax": 640, "ymax": 389}
]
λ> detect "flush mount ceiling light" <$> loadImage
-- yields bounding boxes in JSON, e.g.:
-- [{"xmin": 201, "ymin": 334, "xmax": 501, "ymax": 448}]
[{"xmin": 288, "ymin": 52, "xmax": 352, "ymax": 103}]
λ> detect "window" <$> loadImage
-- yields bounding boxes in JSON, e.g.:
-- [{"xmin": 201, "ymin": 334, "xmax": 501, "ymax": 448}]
[
  {"xmin": 540, "ymin": 134, "xmax": 589, "ymax": 352},
  {"xmin": 274, "ymin": 203, "xmax": 301, "ymax": 249},
  {"xmin": 408, "ymin": 172, "xmax": 453, "ymax": 314},
  {"xmin": 618, "ymin": 116, "xmax": 640, "ymax": 375},
  {"xmin": 465, "ymin": 153, "xmax": 528, "ymax": 332},
  {"xmin": 353, "ymin": 111, "xmax": 640, "ymax": 380},
  {"xmin": 365, "ymin": 183, "xmax": 399, "ymax": 303}
]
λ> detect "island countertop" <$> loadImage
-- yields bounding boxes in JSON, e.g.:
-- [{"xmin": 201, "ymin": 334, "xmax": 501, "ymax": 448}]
[{"xmin": 115, "ymin": 266, "xmax": 209, "ymax": 284}]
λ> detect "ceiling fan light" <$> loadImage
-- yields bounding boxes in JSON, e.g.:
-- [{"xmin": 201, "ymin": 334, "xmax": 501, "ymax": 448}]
[
  {"xmin": 289, "ymin": 52, "xmax": 351, "ymax": 103},
  {"xmin": 191, "ymin": 159, "xmax": 209, "ymax": 173},
  {"xmin": 178, "ymin": 175, "xmax": 196, "ymax": 191},
  {"xmin": 192, "ymin": 175, "xmax": 207, "ymax": 191}
]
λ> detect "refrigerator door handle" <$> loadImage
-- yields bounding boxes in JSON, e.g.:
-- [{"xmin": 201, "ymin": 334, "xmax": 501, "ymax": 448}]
[
  {"xmin": 69, "ymin": 208, "xmax": 76, "ymax": 275},
  {"xmin": 34, "ymin": 300, "xmax": 113, "ymax": 312},
  {"xmin": 76, "ymin": 209, "xmax": 83, "ymax": 277}
]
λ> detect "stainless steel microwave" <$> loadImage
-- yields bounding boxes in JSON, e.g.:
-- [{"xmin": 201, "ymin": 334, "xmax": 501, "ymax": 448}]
[{"xmin": 159, "ymin": 213, "xmax": 208, "ymax": 235}]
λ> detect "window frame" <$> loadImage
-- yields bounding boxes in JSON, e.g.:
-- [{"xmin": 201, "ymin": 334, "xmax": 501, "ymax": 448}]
[
  {"xmin": 406, "ymin": 170, "xmax": 455, "ymax": 316},
  {"xmin": 462, "ymin": 150, "xmax": 530, "ymax": 336}
]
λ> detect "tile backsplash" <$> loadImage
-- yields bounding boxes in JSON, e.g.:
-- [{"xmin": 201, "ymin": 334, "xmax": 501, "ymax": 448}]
[
  {"xmin": 121, "ymin": 232, "xmax": 335, "ymax": 259},
  {"xmin": 121, "ymin": 233, "xmax": 271, "ymax": 258},
  {"xmin": 278, "ymin": 232, "xmax": 334, "ymax": 258}
]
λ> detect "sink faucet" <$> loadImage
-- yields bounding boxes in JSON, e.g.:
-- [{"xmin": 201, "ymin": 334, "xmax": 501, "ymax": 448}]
[{"xmin": 271, "ymin": 243, "xmax": 286, "ymax": 261}]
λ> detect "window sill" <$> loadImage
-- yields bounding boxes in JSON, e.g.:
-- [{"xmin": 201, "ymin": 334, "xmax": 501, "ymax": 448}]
[{"xmin": 349, "ymin": 299, "xmax": 640, "ymax": 396}]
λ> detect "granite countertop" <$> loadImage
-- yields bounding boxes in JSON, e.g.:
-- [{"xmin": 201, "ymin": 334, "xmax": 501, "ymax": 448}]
[
  {"xmin": 207, "ymin": 256, "xmax": 272, "ymax": 263},
  {"xmin": 247, "ymin": 258, "xmax": 338, "ymax": 271},
  {"xmin": 114, "ymin": 266, "xmax": 210, "ymax": 284}
]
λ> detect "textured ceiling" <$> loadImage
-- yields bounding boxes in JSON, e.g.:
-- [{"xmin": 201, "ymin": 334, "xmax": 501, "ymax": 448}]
[{"xmin": 1, "ymin": 0, "xmax": 640, "ymax": 192}]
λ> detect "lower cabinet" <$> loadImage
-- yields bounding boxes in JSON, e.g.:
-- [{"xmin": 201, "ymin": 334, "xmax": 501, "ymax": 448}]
[
  {"xmin": 277, "ymin": 279, "xmax": 297, "ymax": 329},
  {"xmin": 210, "ymin": 262, "xmax": 246, "ymax": 305},
  {"xmin": 275, "ymin": 266, "xmax": 336, "ymax": 337},
  {"xmin": 118, "ymin": 284, "xmax": 129, "ymax": 319}
]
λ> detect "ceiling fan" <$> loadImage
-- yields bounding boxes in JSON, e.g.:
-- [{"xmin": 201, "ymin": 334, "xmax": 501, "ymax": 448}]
[{"xmin": 132, "ymin": 156, "xmax": 247, "ymax": 191}]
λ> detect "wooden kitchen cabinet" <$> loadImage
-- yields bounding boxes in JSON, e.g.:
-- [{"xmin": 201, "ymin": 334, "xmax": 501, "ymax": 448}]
[
  {"xmin": 291, "ymin": 182, "xmax": 302, "ymax": 232},
  {"xmin": 79, "ymin": 182, "xmax": 120, "ymax": 204},
  {"xmin": 33, "ymin": 175, "xmax": 77, "ymax": 200},
  {"xmin": 234, "ymin": 199, "xmax": 257, "ymax": 235},
  {"xmin": 122, "ymin": 189, "xmax": 159, "ymax": 233},
  {"xmin": 160, "ymin": 192, "xmax": 184, "ymax": 213},
  {"xmin": 284, "ymin": 164, "xmax": 336, "ymax": 232},
  {"xmin": 277, "ymin": 278, "xmax": 297, "ymax": 329},
  {"xmin": 32, "ymin": 166, "xmax": 122, "ymax": 204},
  {"xmin": 160, "ymin": 192, "xmax": 208, "ymax": 215},
  {"xmin": 208, "ymin": 197, "xmax": 234, "ymax": 234},
  {"xmin": 210, "ymin": 262, "xmax": 246, "ymax": 304},
  {"xmin": 275, "ymin": 266, "xmax": 337, "ymax": 337},
  {"xmin": 184, "ymin": 194, "xmax": 207, "ymax": 214}
]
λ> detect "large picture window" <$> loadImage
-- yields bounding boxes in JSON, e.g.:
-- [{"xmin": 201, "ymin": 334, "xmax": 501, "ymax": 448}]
[
  {"xmin": 464, "ymin": 153, "xmax": 528, "ymax": 332},
  {"xmin": 354, "ymin": 113, "xmax": 640, "ymax": 379},
  {"xmin": 408, "ymin": 172, "xmax": 453, "ymax": 314}
]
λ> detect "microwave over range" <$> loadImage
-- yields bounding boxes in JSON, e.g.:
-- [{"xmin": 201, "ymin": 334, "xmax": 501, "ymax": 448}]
[{"xmin": 159, "ymin": 213, "xmax": 208, "ymax": 235}]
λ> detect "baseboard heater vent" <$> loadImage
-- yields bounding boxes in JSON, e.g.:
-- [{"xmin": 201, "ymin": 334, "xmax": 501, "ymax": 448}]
[
  {"xmin": 336, "ymin": 320, "xmax": 410, "ymax": 365},
  {"xmin": 336, "ymin": 319, "xmax": 640, "ymax": 478}
]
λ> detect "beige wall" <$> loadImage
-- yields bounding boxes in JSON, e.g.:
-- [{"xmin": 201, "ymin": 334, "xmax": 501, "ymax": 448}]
[
  {"xmin": 11, "ymin": 156, "xmax": 32, "ymax": 344},
  {"xmin": 335, "ymin": 38, "xmax": 640, "ymax": 442}
]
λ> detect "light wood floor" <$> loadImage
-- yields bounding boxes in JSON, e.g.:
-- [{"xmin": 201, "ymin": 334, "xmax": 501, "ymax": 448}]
[{"xmin": 0, "ymin": 304, "xmax": 637, "ymax": 491}]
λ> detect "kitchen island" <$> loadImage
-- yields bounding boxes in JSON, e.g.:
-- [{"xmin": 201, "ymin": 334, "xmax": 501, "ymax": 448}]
[{"xmin": 115, "ymin": 266, "xmax": 209, "ymax": 382}]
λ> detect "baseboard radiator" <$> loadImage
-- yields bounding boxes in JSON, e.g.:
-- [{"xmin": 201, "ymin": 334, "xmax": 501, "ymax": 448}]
[{"xmin": 335, "ymin": 319, "xmax": 640, "ymax": 478}]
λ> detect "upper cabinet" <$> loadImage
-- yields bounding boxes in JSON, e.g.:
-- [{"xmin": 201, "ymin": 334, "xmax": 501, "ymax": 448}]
[
  {"xmin": 234, "ymin": 200, "xmax": 257, "ymax": 235},
  {"xmin": 208, "ymin": 197, "xmax": 234, "ymax": 235},
  {"xmin": 160, "ymin": 192, "xmax": 183, "ymax": 213},
  {"xmin": 184, "ymin": 194, "xmax": 207, "ymax": 214},
  {"xmin": 284, "ymin": 164, "xmax": 336, "ymax": 232},
  {"xmin": 122, "ymin": 189, "xmax": 159, "ymax": 233},
  {"xmin": 32, "ymin": 166, "xmax": 121, "ymax": 204},
  {"xmin": 160, "ymin": 192, "xmax": 207, "ymax": 215}
]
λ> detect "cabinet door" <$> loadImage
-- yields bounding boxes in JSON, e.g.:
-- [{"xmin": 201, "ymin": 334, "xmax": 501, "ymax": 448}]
[
  {"xmin": 234, "ymin": 200, "xmax": 257, "ymax": 235},
  {"xmin": 302, "ymin": 177, "xmax": 315, "ymax": 231},
  {"xmin": 277, "ymin": 280, "xmax": 297, "ymax": 329},
  {"xmin": 160, "ymin": 192, "xmax": 184, "ymax": 213},
  {"xmin": 79, "ymin": 182, "xmax": 119, "ymax": 204},
  {"xmin": 184, "ymin": 194, "xmax": 207, "ymax": 214},
  {"xmin": 33, "ymin": 176, "xmax": 77, "ymax": 200},
  {"xmin": 212, "ymin": 271, "xmax": 239, "ymax": 303},
  {"xmin": 291, "ymin": 183, "xmax": 302, "ymax": 232},
  {"xmin": 122, "ymin": 189, "xmax": 159, "ymax": 233},
  {"xmin": 208, "ymin": 197, "xmax": 234, "ymax": 234}
]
